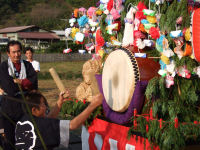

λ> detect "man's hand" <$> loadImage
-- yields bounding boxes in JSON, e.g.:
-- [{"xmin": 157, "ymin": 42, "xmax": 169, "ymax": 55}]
[
  {"xmin": 47, "ymin": 90, "xmax": 70, "ymax": 118},
  {"xmin": 90, "ymin": 93, "xmax": 103, "ymax": 108},
  {"xmin": 13, "ymin": 79, "xmax": 22, "ymax": 85},
  {"xmin": 57, "ymin": 90, "xmax": 70, "ymax": 108},
  {"xmin": 0, "ymin": 88, "xmax": 4, "ymax": 95}
]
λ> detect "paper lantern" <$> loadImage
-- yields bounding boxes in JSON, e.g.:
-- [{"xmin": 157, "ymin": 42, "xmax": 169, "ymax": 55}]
[{"xmin": 192, "ymin": 8, "xmax": 200, "ymax": 62}]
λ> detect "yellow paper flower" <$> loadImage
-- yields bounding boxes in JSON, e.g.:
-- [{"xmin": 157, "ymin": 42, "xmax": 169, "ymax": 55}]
[
  {"xmin": 185, "ymin": 28, "xmax": 191, "ymax": 41},
  {"xmin": 96, "ymin": 10, "xmax": 103, "ymax": 15},
  {"xmin": 146, "ymin": 16, "xmax": 157, "ymax": 24},
  {"xmin": 98, "ymin": 49, "xmax": 105, "ymax": 57},
  {"xmin": 71, "ymin": 27, "xmax": 80, "ymax": 39},
  {"xmin": 161, "ymin": 54, "xmax": 170, "ymax": 65}
]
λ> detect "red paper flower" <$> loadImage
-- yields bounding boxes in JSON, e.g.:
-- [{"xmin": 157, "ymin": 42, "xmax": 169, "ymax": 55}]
[
  {"xmin": 135, "ymin": 11, "xmax": 146, "ymax": 20},
  {"xmin": 149, "ymin": 27, "xmax": 160, "ymax": 40},
  {"xmin": 137, "ymin": 2, "xmax": 147, "ymax": 11},
  {"xmin": 135, "ymin": 2, "xmax": 147, "ymax": 21},
  {"xmin": 96, "ymin": 29, "xmax": 105, "ymax": 47},
  {"xmin": 76, "ymin": 41, "xmax": 84, "ymax": 44},
  {"xmin": 107, "ymin": 0, "xmax": 113, "ymax": 12},
  {"xmin": 75, "ymin": 100, "xmax": 78, "ymax": 103},
  {"xmin": 83, "ymin": 99, "xmax": 86, "ymax": 104},
  {"xmin": 134, "ymin": 30, "xmax": 146, "ymax": 39}
]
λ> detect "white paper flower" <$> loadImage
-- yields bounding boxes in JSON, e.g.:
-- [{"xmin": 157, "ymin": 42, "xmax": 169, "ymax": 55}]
[
  {"xmin": 162, "ymin": 48, "xmax": 174, "ymax": 58},
  {"xmin": 64, "ymin": 28, "xmax": 72, "ymax": 38},
  {"xmin": 136, "ymin": 39, "xmax": 145, "ymax": 49}
]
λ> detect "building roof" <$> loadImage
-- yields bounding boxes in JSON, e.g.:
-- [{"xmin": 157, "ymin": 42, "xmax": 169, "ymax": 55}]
[
  {"xmin": 52, "ymin": 30, "xmax": 65, "ymax": 36},
  {"xmin": 0, "ymin": 25, "xmax": 36, "ymax": 33},
  {"xmin": 18, "ymin": 32, "xmax": 60, "ymax": 40}
]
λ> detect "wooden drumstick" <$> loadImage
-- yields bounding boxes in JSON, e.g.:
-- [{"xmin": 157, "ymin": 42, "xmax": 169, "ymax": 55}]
[
  {"xmin": 49, "ymin": 67, "xmax": 68, "ymax": 98},
  {"xmin": 148, "ymin": 57, "xmax": 160, "ymax": 59}
]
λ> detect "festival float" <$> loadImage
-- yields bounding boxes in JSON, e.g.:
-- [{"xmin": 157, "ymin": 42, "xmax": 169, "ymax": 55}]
[{"xmin": 60, "ymin": 0, "xmax": 200, "ymax": 149}]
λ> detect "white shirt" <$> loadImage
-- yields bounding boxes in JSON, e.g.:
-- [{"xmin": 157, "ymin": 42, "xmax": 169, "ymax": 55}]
[{"xmin": 29, "ymin": 60, "xmax": 40, "ymax": 72}]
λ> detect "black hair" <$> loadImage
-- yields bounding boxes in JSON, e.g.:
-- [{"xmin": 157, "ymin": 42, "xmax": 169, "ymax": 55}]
[
  {"xmin": 25, "ymin": 90, "xmax": 48, "ymax": 111},
  {"xmin": 6, "ymin": 40, "xmax": 22, "ymax": 53},
  {"xmin": 24, "ymin": 47, "xmax": 34, "ymax": 54}
]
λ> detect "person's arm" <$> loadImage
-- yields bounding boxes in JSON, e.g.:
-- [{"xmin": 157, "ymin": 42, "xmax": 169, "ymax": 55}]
[
  {"xmin": 0, "ymin": 62, "xmax": 19, "ymax": 96},
  {"xmin": 23, "ymin": 60, "xmax": 38, "ymax": 90},
  {"xmin": 0, "ymin": 88, "xmax": 4, "ymax": 95},
  {"xmin": 35, "ymin": 61, "xmax": 40, "ymax": 72},
  {"xmin": 69, "ymin": 93, "xmax": 103, "ymax": 130},
  {"xmin": 13, "ymin": 78, "xmax": 33, "ymax": 90},
  {"xmin": 47, "ymin": 90, "xmax": 70, "ymax": 118}
]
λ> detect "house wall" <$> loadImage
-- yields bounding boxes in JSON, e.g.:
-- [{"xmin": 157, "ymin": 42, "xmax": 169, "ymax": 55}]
[{"xmin": 0, "ymin": 33, "xmax": 18, "ymax": 40}]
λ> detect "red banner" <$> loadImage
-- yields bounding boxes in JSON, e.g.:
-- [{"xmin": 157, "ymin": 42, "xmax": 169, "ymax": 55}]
[{"xmin": 82, "ymin": 118, "xmax": 160, "ymax": 150}]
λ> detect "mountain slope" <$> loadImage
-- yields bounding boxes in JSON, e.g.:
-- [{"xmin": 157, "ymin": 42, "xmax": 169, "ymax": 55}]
[{"xmin": 0, "ymin": 0, "xmax": 96, "ymax": 30}]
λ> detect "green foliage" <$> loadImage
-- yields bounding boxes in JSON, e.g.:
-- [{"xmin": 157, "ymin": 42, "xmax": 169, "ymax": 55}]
[
  {"xmin": 60, "ymin": 99, "xmax": 103, "ymax": 127},
  {"xmin": 137, "ymin": 71, "xmax": 200, "ymax": 149},
  {"xmin": 165, "ymin": 0, "xmax": 178, "ymax": 32},
  {"xmin": 45, "ymin": 41, "xmax": 66, "ymax": 53},
  {"xmin": 177, "ymin": 0, "xmax": 191, "ymax": 29},
  {"xmin": 0, "ymin": 0, "xmax": 94, "ymax": 29},
  {"xmin": 65, "ymin": 0, "xmax": 96, "ymax": 8},
  {"xmin": 173, "ymin": 55, "xmax": 199, "ymax": 73},
  {"xmin": 159, "ymin": 0, "xmax": 191, "ymax": 32},
  {"xmin": 129, "ymin": 115, "xmax": 200, "ymax": 150},
  {"xmin": 0, "ymin": 45, "xmax": 7, "ymax": 52},
  {"xmin": 100, "ymin": 14, "xmax": 111, "ymax": 43},
  {"xmin": 124, "ymin": 0, "xmax": 140, "ymax": 7}
]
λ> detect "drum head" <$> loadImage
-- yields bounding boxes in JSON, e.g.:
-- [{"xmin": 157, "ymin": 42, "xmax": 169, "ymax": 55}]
[{"xmin": 102, "ymin": 49, "xmax": 139, "ymax": 112}]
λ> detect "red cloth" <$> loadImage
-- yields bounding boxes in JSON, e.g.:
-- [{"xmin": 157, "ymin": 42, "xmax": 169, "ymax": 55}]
[
  {"xmin": 21, "ymin": 79, "xmax": 33, "ymax": 90},
  {"xmin": 13, "ymin": 62, "xmax": 21, "ymax": 72},
  {"xmin": 113, "ymin": 21, "xmax": 121, "ymax": 31},
  {"xmin": 84, "ymin": 118, "xmax": 160, "ymax": 150},
  {"xmin": 13, "ymin": 62, "xmax": 33, "ymax": 90}
]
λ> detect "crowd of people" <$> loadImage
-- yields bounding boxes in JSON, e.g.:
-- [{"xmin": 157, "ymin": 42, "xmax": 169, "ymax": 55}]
[{"xmin": 0, "ymin": 40, "xmax": 103, "ymax": 149}]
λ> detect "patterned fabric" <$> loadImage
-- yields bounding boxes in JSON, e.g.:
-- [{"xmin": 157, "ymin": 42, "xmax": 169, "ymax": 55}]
[
  {"xmin": 8, "ymin": 58, "xmax": 26, "ymax": 79},
  {"xmin": 15, "ymin": 114, "xmax": 70, "ymax": 150}
]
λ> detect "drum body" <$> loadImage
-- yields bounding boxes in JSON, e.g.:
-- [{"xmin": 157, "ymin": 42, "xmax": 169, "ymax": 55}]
[
  {"xmin": 192, "ymin": 8, "xmax": 200, "ymax": 62},
  {"xmin": 102, "ymin": 47, "xmax": 160, "ymax": 112}
]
